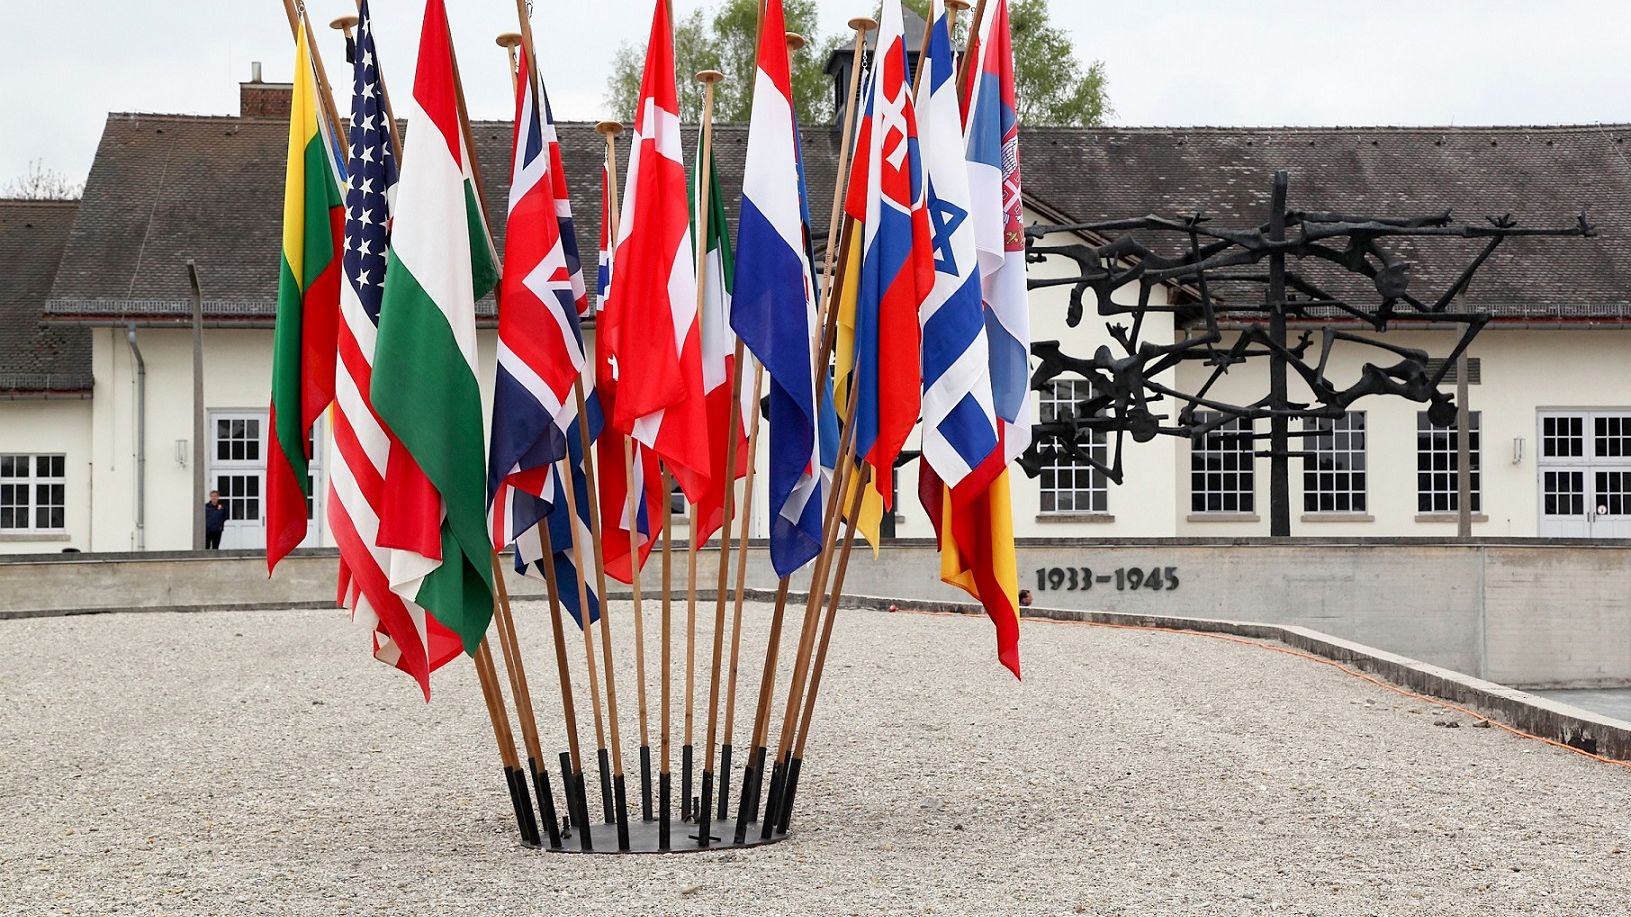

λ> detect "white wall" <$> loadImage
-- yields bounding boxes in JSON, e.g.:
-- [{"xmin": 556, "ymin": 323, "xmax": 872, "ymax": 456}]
[{"xmin": 0, "ymin": 398, "xmax": 92, "ymax": 554}]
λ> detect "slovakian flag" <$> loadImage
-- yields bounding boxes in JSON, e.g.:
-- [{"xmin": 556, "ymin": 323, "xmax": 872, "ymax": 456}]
[
  {"xmin": 268, "ymin": 19, "xmax": 343, "ymax": 573},
  {"xmin": 488, "ymin": 47, "xmax": 590, "ymax": 552},
  {"xmin": 917, "ymin": 0, "xmax": 1020, "ymax": 679},
  {"xmin": 370, "ymin": 0, "xmax": 499, "ymax": 656},
  {"xmin": 966, "ymin": 0, "xmax": 1031, "ymax": 461},
  {"xmin": 733, "ymin": 0, "xmax": 824, "ymax": 576},
  {"xmin": 326, "ymin": 0, "xmax": 463, "ymax": 698},
  {"xmin": 603, "ymin": 0, "xmax": 712, "ymax": 504},
  {"xmin": 692, "ymin": 146, "xmax": 750, "ymax": 546},
  {"xmin": 842, "ymin": 0, "xmax": 933, "ymax": 526},
  {"xmin": 595, "ymin": 143, "xmax": 665, "ymax": 584}
]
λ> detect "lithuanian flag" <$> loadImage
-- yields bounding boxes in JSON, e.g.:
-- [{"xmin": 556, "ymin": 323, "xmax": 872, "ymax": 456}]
[{"xmin": 268, "ymin": 22, "xmax": 344, "ymax": 573}]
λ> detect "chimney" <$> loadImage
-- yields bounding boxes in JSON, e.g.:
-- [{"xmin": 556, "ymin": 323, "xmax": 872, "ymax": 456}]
[
  {"xmin": 824, "ymin": 7, "xmax": 929, "ymax": 126},
  {"xmin": 239, "ymin": 61, "xmax": 294, "ymax": 119}
]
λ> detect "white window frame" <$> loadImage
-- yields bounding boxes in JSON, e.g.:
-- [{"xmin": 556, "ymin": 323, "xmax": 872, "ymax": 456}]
[
  {"xmin": 1190, "ymin": 412, "xmax": 1255, "ymax": 514},
  {"xmin": 1036, "ymin": 376, "xmax": 1108, "ymax": 515},
  {"xmin": 1416, "ymin": 411, "xmax": 1481, "ymax": 514},
  {"xmin": 1301, "ymin": 412, "xmax": 1367, "ymax": 514},
  {"xmin": 0, "ymin": 453, "xmax": 67, "ymax": 534}
]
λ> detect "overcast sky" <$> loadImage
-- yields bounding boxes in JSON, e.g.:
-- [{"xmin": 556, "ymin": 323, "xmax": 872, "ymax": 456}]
[{"xmin": 4, "ymin": 0, "xmax": 1629, "ymax": 188}]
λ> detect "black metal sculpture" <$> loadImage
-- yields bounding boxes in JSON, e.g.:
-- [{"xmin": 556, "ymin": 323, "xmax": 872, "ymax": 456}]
[{"xmin": 1021, "ymin": 171, "xmax": 1593, "ymax": 535}]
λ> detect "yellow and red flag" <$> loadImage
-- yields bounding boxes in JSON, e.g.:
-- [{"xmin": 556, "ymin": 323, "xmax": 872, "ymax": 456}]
[{"xmin": 268, "ymin": 21, "xmax": 344, "ymax": 572}]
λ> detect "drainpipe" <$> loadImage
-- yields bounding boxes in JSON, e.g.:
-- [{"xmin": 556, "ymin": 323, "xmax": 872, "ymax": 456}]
[{"xmin": 126, "ymin": 323, "xmax": 147, "ymax": 551}]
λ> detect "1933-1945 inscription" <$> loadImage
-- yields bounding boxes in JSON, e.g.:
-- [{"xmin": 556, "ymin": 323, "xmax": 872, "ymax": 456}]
[{"xmin": 1034, "ymin": 566, "xmax": 1179, "ymax": 593}]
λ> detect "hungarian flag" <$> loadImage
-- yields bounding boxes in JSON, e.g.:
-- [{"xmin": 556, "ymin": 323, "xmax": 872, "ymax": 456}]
[
  {"xmin": 840, "ymin": 0, "xmax": 933, "ymax": 535},
  {"xmin": 268, "ymin": 19, "xmax": 343, "ymax": 573},
  {"xmin": 595, "ymin": 143, "xmax": 665, "ymax": 584},
  {"xmin": 370, "ymin": 0, "xmax": 499, "ymax": 655},
  {"xmin": 692, "ymin": 145, "xmax": 749, "ymax": 546},
  {"xmin": 917, "ymin": 0, "xmax": 1019, "ymax": 678},
  {"xmin": 603, "ymin": 0, "xmax": 712, "ymax": 504},
  {"xmin": 733, "ymin": 0, "xmax": 825, "ymax": 576}
]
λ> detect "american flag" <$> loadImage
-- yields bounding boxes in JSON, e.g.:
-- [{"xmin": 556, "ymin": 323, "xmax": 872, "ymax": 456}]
[{"xmin": 327, "ymin": 0, "xmax": 463, "ymax": 699}]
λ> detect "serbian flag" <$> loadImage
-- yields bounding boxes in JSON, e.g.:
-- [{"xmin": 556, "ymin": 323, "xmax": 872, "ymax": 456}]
[
  {"xmin": 692, "ymin": 146, "xmax": 749, "ymax": 546},
  {"xmin": 966, "ymin": 0, "xmax": 1031, "ymax": 461},
  {"xmin": 596, "ymin": 143, "xmax": 665, "ymax": 584},
  {"xmin": 604, "ymin": 0, "xmax": 712, "ymax": 503},
  {"xmin": 268, "ymin": 19, "xmax": 343, "ymax": 573},
  {"xmin": 842, "ymin": 0, "xmax": 933, "ymax": 526},
  {"xmin": 732, "ymin": 0, "xmax": 824, "ymax": 576},
  {"xmin": 370, "ymin": 0, "xmax": 499, "ymax": 655},
  {"xmin": 488, "ymin": 47, "xmax": 589, "ymax": 551},
  {"xmin": 917, "ymin": 0, "xmax": 1019, "ymax": 678}
]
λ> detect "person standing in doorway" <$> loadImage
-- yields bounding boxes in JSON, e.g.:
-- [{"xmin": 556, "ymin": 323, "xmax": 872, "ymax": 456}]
[{"xmin": 204, "ymin": 490, "xmax": 228, "ymax": 550}]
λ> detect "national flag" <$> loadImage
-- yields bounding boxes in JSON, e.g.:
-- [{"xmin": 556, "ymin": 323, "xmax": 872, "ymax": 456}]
[
  {"xmin": 488, "ymin": 47, "xmax": 590, "ymax": 551},
  {"xmin": 595, "ymin": 144, "xmax": 666, "ymax": 584},
  {"xmin": 603, "ymin": 0, "xmax": 712, "ymax": 503},
  {"xmin": 692, "ymin": 146, "xmax": 750, "ymax": 546},
  {"xmin": 268, "ymin": 20, "xmax": 343, "ymax": 572},
  {"xmin": 370, "ymin": 0, "xmax": 499, "ymax": 655},
  {"xmin": 965, "ymin": 0, "xmax": 1031, "ymax": 460},
  {"xmin": 733, "ymin": 0, "xmax": 824, "ymax": 576},
  {"xmin": 839, "ymin": 0, "xmax": 934, "ymax": 538},
  {"xmin": 511, "ymin": 403, "xmax": 603, "ymax": 628},
  {"xmin": 326, "ymin": 0, "xmax": 462, "ymax": 698},
  {"xmin": 917, "ymin": 0, "xmax": 1020, "ymax": 678}
]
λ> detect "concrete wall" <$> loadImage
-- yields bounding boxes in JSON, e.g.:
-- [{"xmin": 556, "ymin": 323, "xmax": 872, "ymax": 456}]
[
  {"xmin": 0, "ymin": 398, "xmax": 92, "ymax": 553},
  {"xmin": 5, "ymin": 539, "xmax": 1628, "ymax": 689}
]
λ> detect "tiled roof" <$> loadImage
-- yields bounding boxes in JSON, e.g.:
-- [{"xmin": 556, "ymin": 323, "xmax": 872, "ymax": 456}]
[
  {"xmin": 0, "ymin": 199, "xmax": 88, "ymax": 396},
  {"xmin": 42, "ymin": 114, "xmax": 1631, "ymax": 325}
]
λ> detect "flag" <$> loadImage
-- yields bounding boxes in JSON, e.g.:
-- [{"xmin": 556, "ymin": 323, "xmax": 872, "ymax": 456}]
[
  {"xmin": 917, "ymin": 0, "xmax": 1019, "ymax": 678},
  {"xmin": 269, "ymin": 20, "xmax": 343, "ymax": 572},
  {"xmin": 693, "ymin": 146, "xmax": 750, "ymax": 545},
  {"xmin": 595, "ymin": 141, "xmax": 666, "ymax": 584},
  {"xmin": 512, "ymin": 403, "xmax": 603, "ymax": 628},
  {"xmin": 839, "ymin": 0, "xmax": 933, "ymax": 542},
  {"xmin": 326, "ymin": 0, "xmax": 462, "ymax": 698},
  {"xmin": 603, "ymin": 0, "xmax": 712, "ymax": 503},
  {"xmin": 488, "ymin": 47, "xmax": 589, "ymax": 551},
  {"xmin": 370, "ymin": 0, "xmax": 499, "ymax": 655},
  {"xmin": 733, "ymin": 0, "xmax": 824, "ymax": 576},
  {"xmin": 965, "ymin": 0, "xmax": 1031, "ymax": 461}
]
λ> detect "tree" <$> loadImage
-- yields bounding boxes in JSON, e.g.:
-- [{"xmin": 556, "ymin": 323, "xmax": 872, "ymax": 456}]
[
  {"xmin": 606, "ymin": 0, "xmax": 834, "ymax": 125},
  {"xmin": 4, "ymin": 160, "xmax": 82, "ymax": 200}
]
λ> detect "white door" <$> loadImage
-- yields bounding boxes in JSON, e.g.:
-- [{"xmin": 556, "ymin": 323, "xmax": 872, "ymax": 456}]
[
  {"xmin": 1537, "ymin": 411, "xmax": 1631, "ymax": 538},
  {"xmin": 208, "ymin": 411, "xmax": 324, "ymax": 550}
]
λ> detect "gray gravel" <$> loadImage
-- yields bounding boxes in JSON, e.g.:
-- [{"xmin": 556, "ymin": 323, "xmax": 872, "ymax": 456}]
[{"xmin": 2, "ymin": 601, "xmax": 1628, "ymax": 916}]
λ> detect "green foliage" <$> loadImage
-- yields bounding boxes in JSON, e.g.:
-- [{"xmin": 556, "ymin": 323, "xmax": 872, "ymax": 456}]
[{"xmin": 604, "ymin": 0, "xmax": 1109, "ymax": 127}]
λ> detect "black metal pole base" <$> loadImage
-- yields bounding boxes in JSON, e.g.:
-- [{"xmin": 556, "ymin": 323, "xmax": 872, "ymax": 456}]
[
  {"xmin": 597, "ymin": 748, "xmax": 615, "ymax": 824},
  {"xmin": 681, "ymin": 744, "xmax": 694, "ymax": 821},
  {"xmin": 546, "ymin": 819, "xmax": 788, "ymax": 854},
  {"xmin": 503, "ymin": 766, "xmax": 542, "ymax": 848},
  {"xmin": 659, "ymin": 772, "xmax": 672, "ymax": 850},
  {"xmin": 759, "ymin": 759, "xmax": 787, "ymax": 841},
  {"xmin": 733, "ymin": 745, "xmax": 766, "ymax": 845},
  {"xmin": 693, "ymin": 770, "xmax": 715, "ymax": 847},
  {"xmin": 613, "ymin": 775, "xmax": 631, "ymax": 851},
  {"xmin": 776, "ymin": 756, "xmax": 802, "ymax": 835},
  {"xmin": 528, "ymin": 756, "xmax": 562, "ymax": 849},
  {"xmin": 716, "ymin": 744, "xmax": 732, "ymax": 823},
  {"xmin": 639, "ymin": 745, "xmax": 653, "ymax": 822}
]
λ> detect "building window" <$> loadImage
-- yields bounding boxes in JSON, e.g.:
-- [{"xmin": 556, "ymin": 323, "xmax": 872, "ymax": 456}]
[
  {"xmin": 1302, "ymin": 412, "xmax": 1366, "ymax": 513},
  {"xmin": 1037, "ymin": 377, "xmax": 1108, "ymax": 514},
  {"xmin": 1417, "ymin": 412, "xmax": 1481, "ymax": 513},
  {"xmin": 1541, "ymin": 414, "xmax": 1584, "ymax": 459},
  {"xmin": 1190, "ymin": 413, "xmax": 1255, "ymax": 513},
  {"xmin": 0, "ymin": 454, "xmax": 66, "ymax": 532}
]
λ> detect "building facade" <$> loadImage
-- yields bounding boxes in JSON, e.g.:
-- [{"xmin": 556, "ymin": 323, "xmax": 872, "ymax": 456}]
[{"xmin": 3, "ymin": 74, "xmax": 1628, "ymax": 554}]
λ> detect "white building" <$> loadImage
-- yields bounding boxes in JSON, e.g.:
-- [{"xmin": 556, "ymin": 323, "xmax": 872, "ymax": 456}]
[{"xmin": 3, "ymin": 72, "xmax": 1629, "ymax": 556}]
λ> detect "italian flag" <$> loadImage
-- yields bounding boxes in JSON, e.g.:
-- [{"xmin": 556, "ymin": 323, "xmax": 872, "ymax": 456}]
[
  {"xmin": 369, "ymin": 0, "xmax": 499, "ymax": 655},
  {"xmin": 268, "ymin": 21, "xmax": 343, "ymax": 573}
]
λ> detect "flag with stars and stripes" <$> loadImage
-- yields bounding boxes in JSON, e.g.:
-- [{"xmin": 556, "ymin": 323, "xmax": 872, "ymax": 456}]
[{"xmin": 326, "ymin": 0, "xmax": 463, "ymax": 699}]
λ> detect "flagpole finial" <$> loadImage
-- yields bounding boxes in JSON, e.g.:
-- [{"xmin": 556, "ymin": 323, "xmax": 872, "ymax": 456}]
[
  {"xmin": 696, "ymin": 70, "xmax": 724, "ymax": 85},
  {"xmin": 945, "ymin": 0, "xmax": 971, "ymax": 12},
  {"xmin": 848, "ymin": 16, "xmax": 878, "ymax": 32},
  {"xmin": 496, "ymin": 31, "xmax": 523, "ymax": 49},
  {"xmin": 328, "ymin": 14, "xmax": 359, "ymax": 33},
  {"xmin": 596, "ymin": 120, "xmax": 625, "ymax": 137},
  {"xmin": 785, "ymin": 32, "xmax": 807, "ymax": 51}
]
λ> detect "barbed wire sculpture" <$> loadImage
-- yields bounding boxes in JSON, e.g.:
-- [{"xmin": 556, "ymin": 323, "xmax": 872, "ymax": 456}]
[{"xmin": 1021, "ymin": 171, "xmax": 1593, "ymax": 535}]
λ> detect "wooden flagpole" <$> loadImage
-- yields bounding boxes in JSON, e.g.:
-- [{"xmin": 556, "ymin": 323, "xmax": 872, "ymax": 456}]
[
  {"xmin": 956, "ymin": 0, "xmax": 990, "ymax": 95},
  {"xmin": 598, "ymin": 120, "xmax": 657, "ymax": 826},
  {"xmin": 659, "ymin": 466, "xmax": 676, "ymax": 849},
  {"xmin": 496, "ymin": 32, "xmax": 522, "ymax": 83},
  {"xmin": 683, "ymin": 69, "xmax": 725, "ymax": 830},
  {"xmin": 716, "ymin": 358, "xmax": 762, "ymax": 823},
  {"xmin": 280, "ymin": 1, "xmax": 347, "ymax": 159},
  {"xmin": 488, "ymin": 551, "xmax": 562, "ymax": 847},
  {"xmin": 472, "ymin": 639, "xmax": 543, "ymax": 847},
  {"xmin": 813, "ymin": 17, "xmax": 876, "ymax": 373},
  {"xmin": 536, "ymin": 524, "xmax": 594, "ymax": 849}
]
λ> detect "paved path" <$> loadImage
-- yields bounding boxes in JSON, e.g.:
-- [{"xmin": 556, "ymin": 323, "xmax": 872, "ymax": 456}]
[{"xmin": 3, "ymin": 604, "xmax": 1627, "ymax": 915}]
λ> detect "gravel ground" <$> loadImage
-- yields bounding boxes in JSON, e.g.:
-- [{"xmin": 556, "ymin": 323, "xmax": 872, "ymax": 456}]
[{"xmin": 2, "ymin": 601, "xmax": 1628, "ymax": 916}]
